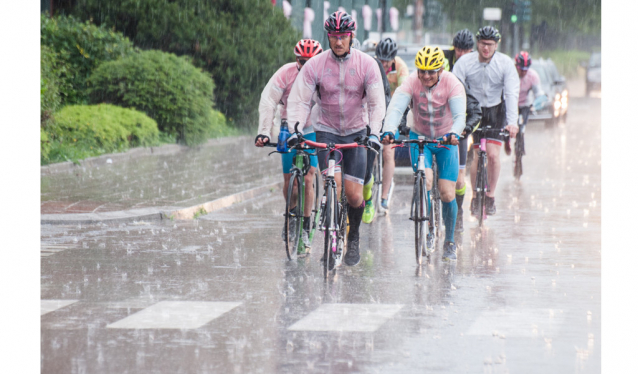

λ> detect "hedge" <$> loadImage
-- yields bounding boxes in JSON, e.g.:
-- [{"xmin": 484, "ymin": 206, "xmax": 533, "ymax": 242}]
[
  {"xmin": 40, "ymin": 13, "xmax": 135, "ymax": 105},
  {"xmin": 40, "ymin": 45, "xmax": 63, "ymax": 125},
  {"xmin": 43, "ymin": 104, "xmax": 159, "ymax": 164},
  {"xmin": 87, "ymin": 50, "xmax": 217, "ymax": 145},
  {"xmin": 73, "ymin": 0, "xmax": 301, "ymax": 128}
]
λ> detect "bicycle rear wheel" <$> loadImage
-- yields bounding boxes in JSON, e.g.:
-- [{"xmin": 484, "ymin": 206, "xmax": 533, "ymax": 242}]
[{"xmin": 285, "ymin": 173, "xmax": 303, "ymax": 260}]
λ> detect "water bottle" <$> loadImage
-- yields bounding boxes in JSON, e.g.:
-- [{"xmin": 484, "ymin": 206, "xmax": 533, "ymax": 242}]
[{"xmin": 277, "ymin": 121, "xmax": 290, "ymax": 152}]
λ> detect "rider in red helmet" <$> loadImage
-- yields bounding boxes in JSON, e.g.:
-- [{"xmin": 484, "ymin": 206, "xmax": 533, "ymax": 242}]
[{"xmin": 255, "ymin": 39, "xmax": 323, "ymax": 249}]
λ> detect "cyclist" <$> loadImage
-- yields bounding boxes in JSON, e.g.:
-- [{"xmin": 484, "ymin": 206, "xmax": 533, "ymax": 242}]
[
  {"xmin": 381, "ymin": 46, "xmax": 467, "ymax": 261},
  {"xmin": 444, "ymin": 29, "xmax": 475, "ymax": 71},
  {"xmin": 287, "ymin": 11, "xmax": 385, "ymax": 267},
  {"xmin": 447, "ymin": 29, "xmax": 482, "ymax": 233},
  {"xmin": 255, "ymin": 39, "xmax": 323, "ymax": 247},
  {"xmin": 357, "ymin": 39, "xmax": 392, "ymax": 224},
  {"xmin": 370, "ymin": 37, "xmax": 410, "ymax": 218},
  {"xmin": 452, "ymin": 26, "xmax": 519, "ymax": 217},
  {"xmin": 514, "ymin": 51, "xmax": 547, "ymax": 171}
]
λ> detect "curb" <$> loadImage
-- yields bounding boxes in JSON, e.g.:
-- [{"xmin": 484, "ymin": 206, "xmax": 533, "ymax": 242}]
[
  {"xmin": 41, "ymin": 180, "xmax": 281, "ymax": 224},
  {"xmin": 40, "ymin": 136, "xmax": 249, "ymax": 176}
]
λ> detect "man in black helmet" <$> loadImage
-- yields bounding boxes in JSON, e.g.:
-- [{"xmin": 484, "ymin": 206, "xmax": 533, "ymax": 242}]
[
  {"xmin": 444, "ymin": 28, "xmax": 475, "ymax": 71},
  {"xmin": 452, "ymin": 26, "xmax": 519, "ymax": 218}
]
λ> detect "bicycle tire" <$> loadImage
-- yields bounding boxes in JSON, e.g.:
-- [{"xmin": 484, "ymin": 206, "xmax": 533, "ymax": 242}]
[
  {"xmin": 432, "ymin": 161, "xmax": 443, "ymax": 238},
  {"xmin": 285, "ymin": 172, "xmax": 303, "ymax": 260},
  {"xmin": 414, "ymin": 174, "xmax": 426, "ymax": 265},
  {"xmin": 323, "ymin": 183, "xmax": 335, "ymax": 271},
  {"xmin": 477, "ymin": 155, "xmax": 486, "ymax": 227},
  {"xmin": 514, "ymin": 132, "xmax": 524, "ymax": 180},
  {"xmin": 337, "ymin": 188, "xmax": 348, "ymax": 261},
  {"xmin": 309, "ymin": 172, "xmax": 322, "ymax": 244}
]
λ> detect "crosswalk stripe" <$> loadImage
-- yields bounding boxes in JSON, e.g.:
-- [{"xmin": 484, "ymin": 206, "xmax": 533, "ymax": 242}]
[
  {"xmin": 288, "ymin": 303, "xmax": 404, "ymax": 332},
  {"xmin": 106, "ymin": 301, "xmax": 242, "ymax": 329},
  {"xmin": 41, "ymin": 300, "xmax": 79, "ymax": 315}
]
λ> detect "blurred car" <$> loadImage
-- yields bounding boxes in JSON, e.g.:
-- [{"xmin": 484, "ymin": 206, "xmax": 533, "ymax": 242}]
[
  {"xmin": 585, "ymin": 52, "xmax": 601, "ymax": 96},
  {"xmin": 527, "ymin": 58, "xmax": 569, "ymax": 126}
]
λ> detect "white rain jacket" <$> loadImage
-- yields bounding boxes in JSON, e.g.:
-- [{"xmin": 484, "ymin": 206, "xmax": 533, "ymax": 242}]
[
  {"xmin": 287, "ymin": 49, "xmax": 385, "ymax": 137},
  {"xmin": 452, "ymin": 51, "xmax": 520, "ymax": 127},
  {"xmin": 258, "ymin": 62, "xmax": 315, "ymax": 137}
]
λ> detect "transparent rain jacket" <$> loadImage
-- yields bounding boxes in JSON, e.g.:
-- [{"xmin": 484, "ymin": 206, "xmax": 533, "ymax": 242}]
[
  {"xmin": 287, "ymin": 49, "xmax": 386, "ymax": 137},
  {"xmin": 258, "ymin": 62, "xmax": 314, "ymax": 137},
  {"xmin": 384, "ymin": 71, "xmax": 466, "ymax": 139},
  {"xmin": 518, "ymin": 68, "xmax": 544, "ymax": 107}
]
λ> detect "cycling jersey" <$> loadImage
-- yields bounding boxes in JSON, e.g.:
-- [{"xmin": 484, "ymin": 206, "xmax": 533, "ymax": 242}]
[
  {"xmin": 518, "ymin": 68, "xmax": 544, "ymax": 107},
  {"xmin": 384, "ymin": 70, "xmax": 466, "ymax": 139},
  {"xmin": 287, "ymin": 49, "xmax": 386, "ymax": 137},
  {"xmin": 386, "ymin": 56, "xmax": 410, "ymax": 96},
  {"xmin": 258, "ymin": 62, "xmax": 314, "ymax": 137},
  {"xmin": 452, "ymin": 51, "xmax": 520, "ymax": 127},
  {"xmin": 442, "ymin": 48, "xmax": 458, "ymax": 71}
]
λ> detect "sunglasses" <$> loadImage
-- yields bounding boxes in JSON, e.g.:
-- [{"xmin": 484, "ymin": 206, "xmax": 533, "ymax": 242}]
[
  {"xmin": 327, "ymin": 32, "xmax": 352, "ymax": 41},
  {"xmin": 417, "ymin": 67, "xmax": 441, "ymax": 76}
]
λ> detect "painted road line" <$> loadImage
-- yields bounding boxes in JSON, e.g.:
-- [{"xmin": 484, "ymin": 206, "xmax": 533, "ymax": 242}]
[
  {"xmin": 288, "ymin": 303, "xmax": 404, "ymax": 332},
  {"xmin": 106, "ymin": 301, "xmax": 242, "ymax": 329},
  {"xmin": 41, "ymin": 300, "xmax": 79, "ymax": 316},
  {"xmin": 466, "ymin": 308, "xmax": 565, "ymax": 338}
]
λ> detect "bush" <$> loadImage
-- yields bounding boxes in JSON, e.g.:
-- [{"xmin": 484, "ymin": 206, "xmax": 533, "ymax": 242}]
[
  {"xmin": 87, "ymin": 50, "xmax": 217, "ymax": 145},
  {"xmin": 73, "ymin": 0, "xmax": 301, "ymax": 128},
  {"xmin": 40, "ymin": 45, "xmax": 63, "ymax": 125},
  {"xmin": 44, "ymin": 104, "xmax": 160, "ymax": 164},
  {"xmin": 40, "ymin": 13, "xmax": 135, "ymax": 105}
]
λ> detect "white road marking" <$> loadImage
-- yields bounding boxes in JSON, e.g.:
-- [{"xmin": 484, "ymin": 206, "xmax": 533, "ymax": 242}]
[
  {"xmin": 106, "ymin": 301, "xmax": 242, "ymax": 329},
  {"xmin": 41, "ymin": 300, "xmax": 79, "ymax": 315},
  {"xmin": 288, "ymin": 303, "xmax": 404, "ymax": 332},
  {"xmin": 466, "ymin": 308, "xmax": 565, "ymax": 337}
]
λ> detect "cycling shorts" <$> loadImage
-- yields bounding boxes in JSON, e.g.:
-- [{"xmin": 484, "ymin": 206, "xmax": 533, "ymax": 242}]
[
  {"xmin": 408, "ymin": 130, "xmax": 459, "ymax": 182},
  {"xmin": 458, "ymin": 136, "xmax": 468, "ymax": 170},
  {"xmin": 316, "ymin": 129, "xmax": 367, "ymax": 185},
  {"xmin": 281, "ymin": 132, "xmax": 318, "ymax": 174},
  {"xmin": 472, "ymin": 102, "xmax": 505, "ymax": 148}
]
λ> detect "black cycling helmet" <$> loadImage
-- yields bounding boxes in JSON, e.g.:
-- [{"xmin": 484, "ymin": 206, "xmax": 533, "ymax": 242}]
[
  {"xmin": 476, "ymin": 26, "xmax": 501, "ymax": 43},
  {"xmin": 515, "ymin": 51, "xmax": 532, "ymax": 70},
  {"xmin": 324, "ymin": 11, "xmax": 356, "ymax": 33},
  {"xmin": 375, "ymin": 37, "xmax": 398, "ymax": 61},
  {"xmin": 453, "ymin": 29, "xmax": 474, "ymax": 50}
]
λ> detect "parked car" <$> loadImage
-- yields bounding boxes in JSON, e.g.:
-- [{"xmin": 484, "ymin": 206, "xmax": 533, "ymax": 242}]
[
  {"xmin": 585, "ymin": 52, "xmax": 601, "ymax": 96},
  {"xmin": 527, "ymin": 58, "xmax": 569, "ymax": 126}
]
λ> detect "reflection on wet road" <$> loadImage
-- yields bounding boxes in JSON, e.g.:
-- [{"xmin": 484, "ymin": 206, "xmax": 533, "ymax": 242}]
[{"xmin": 41, "ymin": 96, "xmax": 600, "ymax": 373}]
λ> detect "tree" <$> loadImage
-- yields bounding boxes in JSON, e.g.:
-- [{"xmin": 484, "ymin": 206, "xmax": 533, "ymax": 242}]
[{"xmin": 73, "ymin": 0, "xmax": 301, "ymax": 129}]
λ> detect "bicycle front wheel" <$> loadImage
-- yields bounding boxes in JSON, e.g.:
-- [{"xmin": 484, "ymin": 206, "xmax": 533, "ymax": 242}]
[
  {"xmin": 413, "ymin": 175, "xmax": 427, "ymax": 265},
  {"xmin": 285, "ymin": 173, "xmax": 303, "ymax": 260},
  {"xmin": 477, "ymin": 156, "xmax": 487, "ymax": 227},
  {"xmin": 514, "ymin": 132, "xmax": 524, "ymax": 180}
]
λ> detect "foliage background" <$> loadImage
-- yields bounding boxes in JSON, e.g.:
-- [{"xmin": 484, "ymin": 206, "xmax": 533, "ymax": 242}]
[{"xmin": 73, "ymin": 0, "xmax": 302, "ymax": 129}]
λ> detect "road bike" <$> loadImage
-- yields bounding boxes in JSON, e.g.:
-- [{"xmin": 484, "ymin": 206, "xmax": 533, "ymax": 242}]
[
  {"xmin": 301, "ymin": 132, "xmax": 377, "ymax": 272},
  {"xmin": 472, "ymin": 126, "xmax": 509, "ymax": 227},
  {"xmin": 263, "ymin": 123, "xmax": 322, "ymax": 260},
  {"xmin": 394, "ymin": 137, "xmax": 449, "ymax": 265},
  {"xmin": 513, "ymin": 105, "xmax": 531, "ymax": 180}
]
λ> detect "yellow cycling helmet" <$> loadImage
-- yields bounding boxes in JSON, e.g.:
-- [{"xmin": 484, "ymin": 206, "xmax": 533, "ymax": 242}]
[{"xmin": 415, "ymin": 46, "xmax": 445, "ymax": 70}]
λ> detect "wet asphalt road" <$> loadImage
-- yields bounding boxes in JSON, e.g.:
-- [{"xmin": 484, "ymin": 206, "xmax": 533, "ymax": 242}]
[{"xmin": 41, "ymin": 95, "xmax": 600, "ymax": 373}]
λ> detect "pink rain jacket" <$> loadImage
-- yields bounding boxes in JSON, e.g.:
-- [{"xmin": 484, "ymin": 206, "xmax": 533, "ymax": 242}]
[
  {"xmin": 287, "ymin": 49, "xmax": 385, "ymax": 137},
  {"xmin": 385, "ymin": 71, "xmax": 466, "ymax": 139},
  {"xmin": 258, "ymin": 62, "xmax": 314, "ymax": 137},
  {"xmin": 518, "ymin": 68, "xmax": 543, "ymax": 107}
]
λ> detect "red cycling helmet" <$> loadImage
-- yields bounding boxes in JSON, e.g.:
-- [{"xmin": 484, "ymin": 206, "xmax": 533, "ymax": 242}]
[
  {"xmin": 294, "ymin": 39, "xmax": 323, "ymax": 59},
  {"xmin": 515, "ymin": 51, "xmax": 532, "ymax": 70}
]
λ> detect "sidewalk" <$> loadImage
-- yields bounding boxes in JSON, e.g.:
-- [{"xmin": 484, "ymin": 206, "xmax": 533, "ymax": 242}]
[{"xmin": 41, "ymin": 136, "xmax": 282, "ymax": 223}]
